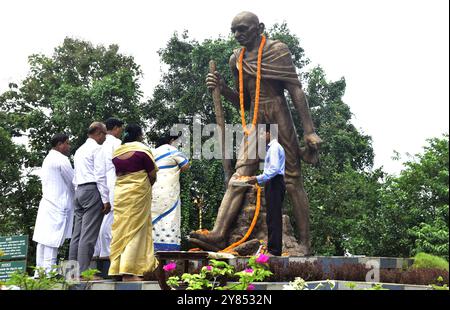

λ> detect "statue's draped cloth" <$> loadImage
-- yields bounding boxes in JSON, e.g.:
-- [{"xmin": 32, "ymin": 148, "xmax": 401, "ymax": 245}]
[
  {"xmin": 232, "ymin": 40, "xmax": 302, "ymax": 178},
  {"xmin": 108, "ymin": 142, "xmax": 158, "ymax": 276},
  {"xmin": 235, "ymin": 39, "xmax": 302, "ymax": 87}
]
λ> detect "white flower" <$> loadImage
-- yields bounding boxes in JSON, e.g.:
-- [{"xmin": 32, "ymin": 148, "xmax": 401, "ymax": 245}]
[
  {"xmin": 1, "ymin": 285, "xmax": 21, "ymax": 290},
  {"xmin": 283, "ymin": 284, "xmax": 295, "ymax": 290}
]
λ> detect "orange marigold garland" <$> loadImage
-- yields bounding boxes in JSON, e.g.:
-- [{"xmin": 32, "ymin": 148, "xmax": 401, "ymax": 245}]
[
  {"xmin": 218, "ymin": 36, "xmax": 266, "ymax": 254},
  {"xmin": 220, "ymin": 183, "xmax": 262, "ymax": 253},
  {"xmin": 239, "ymin": 35, "xmax": 266, "ymax": 136},
  {"xmin": 220, "ymin": 35, "xmax": 266, "ymax": 253}
]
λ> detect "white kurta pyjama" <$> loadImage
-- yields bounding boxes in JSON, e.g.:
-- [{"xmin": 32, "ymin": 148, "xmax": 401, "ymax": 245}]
[
  {"xmin": 33, "ymin": 149, "xmax": 75, "ymax": 248},
  {"xmin": 94, "ymin": 134, "xmax": 121, "ymax": 258},
  {"xmin": 35, "ymin": 243, "xmax": 58, "ymax": 275},
  {"xmin": 151, "ymin": 144, "xmax": 189, "ymax": 251}
]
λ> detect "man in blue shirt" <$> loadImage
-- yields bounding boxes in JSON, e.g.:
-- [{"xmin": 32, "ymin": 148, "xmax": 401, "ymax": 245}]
[{"xmin": 247, "ymin": 124, "xmax": 286, "ymax": 256}]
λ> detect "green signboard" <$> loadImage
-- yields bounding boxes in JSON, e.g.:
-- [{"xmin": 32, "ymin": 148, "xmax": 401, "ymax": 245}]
[
  {"xmin": 0, "ymin": 235, "xmax": 28, "ymax": 261},
  {"xmin": 0, "ymin": 260, "xmax": 27, "ymax": 281}
]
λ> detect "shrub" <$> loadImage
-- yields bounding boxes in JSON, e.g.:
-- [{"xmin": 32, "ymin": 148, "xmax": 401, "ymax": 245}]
[
  {"xmin": 164, "ymin": 254, "xmax": 273, "ymax": 290},
  {"xmin": 400, "ymin": 268, "xmax": 449, "ymax": 286},
  {"xmin": 412, "ymin": 253, "xmax": 449, "ymax": 271},
  {"xmin": 267, "ymin": 261, "xmax": 324, "ymax": 282},
  {"xmin": 410, "ymin": 222, "xmax": 449, "ymax": 261},
  {"xmin": 4, "ymin": 267, "xmax": 66, "ymax": 290},
  {"xmin": 326, "ymin": 263, "xmax": 370, "ymax": 282},
  {"xmin": 381, "ymin": 268, "xmax": 449, "ymax": 285}
]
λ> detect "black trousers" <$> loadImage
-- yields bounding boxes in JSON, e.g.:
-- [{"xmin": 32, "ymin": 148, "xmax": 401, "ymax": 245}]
[{"xmin": 264, "ymin": 174, "xmax": 286, "ymax": 256}]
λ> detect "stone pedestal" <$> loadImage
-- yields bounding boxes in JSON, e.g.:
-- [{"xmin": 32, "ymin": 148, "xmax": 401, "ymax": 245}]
[{"xmin": 227, "ymin": 187, "xmax": 305, "ymax": 256}]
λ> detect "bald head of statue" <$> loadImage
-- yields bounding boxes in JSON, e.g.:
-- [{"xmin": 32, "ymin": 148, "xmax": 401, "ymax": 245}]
[
  {"xmin": 231, "ymin": 11, "xmax": 265, "ymax": 50},
  {"xmin": 87, "ymin": 121, "xmax": 107, "ymax": 145}
]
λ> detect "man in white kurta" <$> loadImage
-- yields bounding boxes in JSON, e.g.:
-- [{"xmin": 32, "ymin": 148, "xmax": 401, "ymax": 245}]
[
  {"xmin": 93, "ymin": 118, "xmax": 123, "ymax": 258},
  {"xmin": 33, "ymin": 133, "xmax": 74, "ymax": 275}
]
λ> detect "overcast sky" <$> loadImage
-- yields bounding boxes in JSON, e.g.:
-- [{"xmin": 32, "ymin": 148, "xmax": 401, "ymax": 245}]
[{"xmin": 1, "ymin": 0, "xmax": 448, "ymax": 174}]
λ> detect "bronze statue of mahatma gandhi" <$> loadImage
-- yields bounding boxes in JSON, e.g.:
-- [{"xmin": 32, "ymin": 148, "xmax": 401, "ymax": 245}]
[{"xmin": 190, "ymin": 11, "xmax": 322, "ymax": 255}]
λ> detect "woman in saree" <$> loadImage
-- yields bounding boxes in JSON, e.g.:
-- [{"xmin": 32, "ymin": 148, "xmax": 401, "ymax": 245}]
[
  {"xmin": 151, "ymin": 133, "xmax": 189, "ymax": 251},
  {"xmin": 108, "ymin": 124, "xmax": 158, "ymax": 282}
]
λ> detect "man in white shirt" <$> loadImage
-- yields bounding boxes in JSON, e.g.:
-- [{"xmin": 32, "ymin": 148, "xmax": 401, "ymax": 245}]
[
  {"xmin": 33, "ymin": 133, "xmax": 74, "ymax": 275},
  {"xmin": 93, "ymin": 118, "xmax": 123, "ymax": 259},
  {"xmin": 69, "ymin": 122, "xmax": 111, "ymax": 275}
]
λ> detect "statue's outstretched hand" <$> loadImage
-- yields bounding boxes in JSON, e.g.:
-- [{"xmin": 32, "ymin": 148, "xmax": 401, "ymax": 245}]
[
  {"xmin": 299, "ymin": 133, "xmax": 323, "ymax": 165},
  {"xmin": 304, "ymin": 132, "xmax": 322, "ymax": 151},
  {"xmin": 206, "ymin": 71, "xmax": 224, "ymax": 92}
]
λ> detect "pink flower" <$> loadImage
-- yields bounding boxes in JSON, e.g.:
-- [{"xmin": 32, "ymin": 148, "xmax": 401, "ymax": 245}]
[
  {"xmin": 163, "ymin": 262, "xmax": 177, "ymax": 272},
  {"xmin": 244, "ymin": 268, "xmax": 254, "ymax": 273},
  {"xmin": 206, "ymin": 265, "xmax": 212, "ymax": 271},
  {"xmin": 255, "ymin": 253, "xmax": 269, "ymax": 264},
  {"xmin": 247, "ymin": 284, "xmax": 255, "ymax": 290}
]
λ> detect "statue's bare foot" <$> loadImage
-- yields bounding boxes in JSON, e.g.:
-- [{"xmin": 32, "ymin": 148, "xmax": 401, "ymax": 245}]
[
  {"xmin": 188, "ymin": 238, "xmax": 222, "ymax": 252},
  {"xmin": 189, "ymin": 231, "xmax": 226, "ymax": 250}
]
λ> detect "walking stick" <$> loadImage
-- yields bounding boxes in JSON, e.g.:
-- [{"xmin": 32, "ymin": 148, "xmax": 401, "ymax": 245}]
[{"xmin": 209, "ymin": 60, "xmax": 233, "ymax": 186}]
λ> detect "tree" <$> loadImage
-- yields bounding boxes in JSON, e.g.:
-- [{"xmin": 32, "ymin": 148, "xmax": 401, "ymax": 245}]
[
  {"xmin": 1, "ymin": 37, "xmax": 144, "ymax": 160},
  {"xmin": 377, "ymin": 134, "xmax": 449, "ymax": 259},
  {"xmin": 0, "ymin": 127, "xmax": 41, "ymax": 265},
  {"xmin": 300, "ymin": 66, "xmax": 382, "ymax": 255}
]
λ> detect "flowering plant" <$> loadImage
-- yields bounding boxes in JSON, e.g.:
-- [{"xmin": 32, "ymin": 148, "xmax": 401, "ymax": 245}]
[
  {"xmin": 230, "ymin": 254, "xmax": 272, "ymax": 290},
  {"xmin": 165, "ymin": 254, "xmax": 273, "ymax": 290},
  {"xmin": 163, "ymin": 262, "xmax": 177, "ymax": 272}
]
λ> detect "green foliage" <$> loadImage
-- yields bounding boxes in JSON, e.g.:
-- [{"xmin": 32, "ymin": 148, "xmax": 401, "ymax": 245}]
[
  {"xmin": 167, "ymin": 259, "xmax": 236, "ymax": 290},
  {"xmin": 0, "ymin": 128, "xmax": 41, "ymax": 266},
  {"xmin": 412, "ymin": 253, "xmax": 449, "ymax": 271},
  {"xmin": 80, "ymin": 268, "xmax": 101, "ymax": 280},
  {"xmin": 376, "ymin": 134, "xmax": 449, "ymax": 259},
  {"xmin": 144, "ymin": 31, "xmax": 240, "ymax": 138},
  {"xmin": 1, "ymin": 37, "xmax": 144, "ymax": 158},
  {"xmin": 1, "ymin": 266, "xmax": 101, "ymax": 290},
  {"xmin": 345, "ymin": 282, "xmax": 357, "ymax": 290},
  {"xmin": 166, "ymin": 256, "xmax": 272, "ymax": 290},
  {"xmin": 344, "ymin": 282, "xmax": 388, "ymax": 290},
  {"xmin": 305, "ymin": 164, "xmax": 384, "ymax": 256},
  {"xmin": 4, "ymin": 267, "xmax": 67, "ymax": 290},
  {"xmin": 410, "ymin": 223, "xmax": 449, "ymax": 260},
  {"xmin": 266, "ymin": 22, "xmax": 309, "ymax": 70},
  {"xmin": 79, "ymin": 268, "xmax": 101, "ymax": 290},
  {"xmin": 366, "ymin": 283, "xmax": 389, "ymax": 290},
  {"xmin": 229, "ymin": 256, "xmax": 273, "ymax": 290},
  {"xmin": 298, "ymin": 66, "xmax": 381, "ymax": 256},
  {"xmin": 431, "ymin": 276, "xmax": 449, "ymax": 290},
  {"xmin": 180, "ymin": 160, "xmax": 225, "ymax": 241}
]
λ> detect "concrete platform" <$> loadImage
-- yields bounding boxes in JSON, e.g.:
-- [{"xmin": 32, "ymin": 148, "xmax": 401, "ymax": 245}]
[
  {"xmin": 81, "ymin": 255, "xmax": 417, "ymax": 290},
  {"xmin": 67, "ymin": 279, "xmax": 431, "ymax": 290}
]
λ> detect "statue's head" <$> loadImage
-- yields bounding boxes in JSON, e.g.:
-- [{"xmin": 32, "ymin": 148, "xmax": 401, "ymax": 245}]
[{"xmin": 231, "ymin": 11, "xmax": 265, "ymax": 47}]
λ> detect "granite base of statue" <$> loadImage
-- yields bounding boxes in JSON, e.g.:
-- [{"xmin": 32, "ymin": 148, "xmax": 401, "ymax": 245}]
[{"xmin": 189, "ymin": 186, "xmax": 305, "ymax": 256}]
